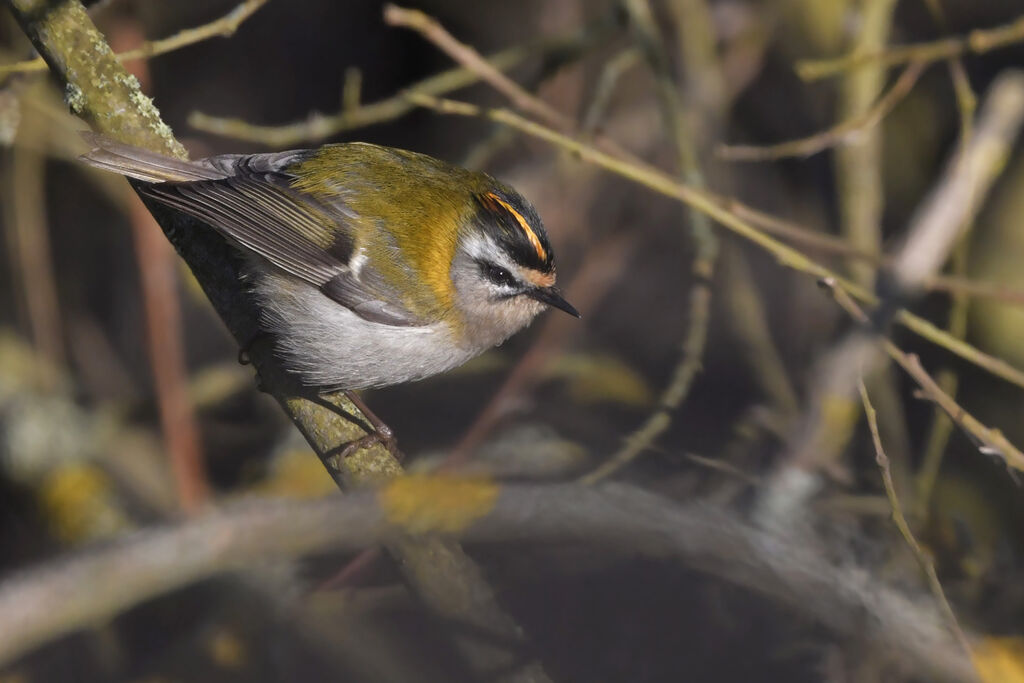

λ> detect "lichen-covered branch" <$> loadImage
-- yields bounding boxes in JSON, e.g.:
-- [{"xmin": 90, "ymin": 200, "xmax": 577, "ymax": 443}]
[
  {"xmin": 4, "ymin": 2, "xmax": 550, "ymax": 680},
  {"xmin": 0, "ymin": 0, "xmax": 270, "ymax": 78}
]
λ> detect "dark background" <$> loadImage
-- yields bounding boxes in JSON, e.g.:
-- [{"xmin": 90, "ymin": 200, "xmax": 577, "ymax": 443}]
[{"xmin": 2, "ymin": 0, "xmax": 1024, "ymax": 680}]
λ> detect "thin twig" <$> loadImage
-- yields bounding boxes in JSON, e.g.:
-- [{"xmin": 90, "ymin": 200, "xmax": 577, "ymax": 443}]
[
  {"xmin": 0, "ymin": 0, "xmax": 271, "ymax": 78},
  {"xmin": 727, "ymin": 201, "xmax": 1024, "ymax": 307},
  {"xmin": 580, "ymin": 47, "xmax": 642, "ymax": 136},
  {"xmin": 719, "ymin": 59, "xmax": 924, "ymax": 161},
  {"xmin": 7, "ymin": 2, "xmax": 552, "ymax": 680},
  {"xmin": 915, "ymin": 1, "xmax": 978, "ymax": 519},
  {"xmin": 581, "ymin": 0, "xmax": 720, "ymax": 484},
  {"xmin": 383, "ymin": 4, "xmax": 569, "ymax": 132},
  {"xmin": 113, "ymin": 18, "xmax": 209, "ymax": 512},
  {"xmin": 130, "ymin": 199, "xmax": 209, "ymax": 512},
  {"xmin": 11, "ymin": 110, "xmax": 66, "ymax": 372},
  {"xmin": 188, "ymin": 18, "xmax": 609, "ymax": 147},
  {"xmin": 796, "ymin": 14, "xmax": 1024, "ymax": 81},
  {"xmin": 825, "ymin": 281, "xmax": 1024, "ymax": 473},
  {"xmin": 407, "ymin": 93, "xmax": 1024, "ymax": 392},
  {"xmin": 384, "ymin": 4, "xmax": 636, "ymax": 162},
  {"xmin": 857, "ymin": 378, "xmax": 975, "ymax": 666},
  {"xmin": 834, "ymin": 0, "xmax": 897, "ymax": 291},
  {"xmin": 834, "ymin": 0, "xmax": 906, "ymax": 499}
]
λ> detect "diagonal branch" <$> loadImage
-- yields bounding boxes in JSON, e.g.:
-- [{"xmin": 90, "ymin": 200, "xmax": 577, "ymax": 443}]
[
  {"xmin": 0, "ymin": 0, "xmax": 271, "ymax": 79},
  {"xmin": 3, "ymin": 1, "xmax": 551, "ymax": 680}
]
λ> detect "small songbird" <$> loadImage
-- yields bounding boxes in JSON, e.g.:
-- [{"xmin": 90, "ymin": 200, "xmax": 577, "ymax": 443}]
[{"xmin": 80, "ymin": 135, "xmax": 577, "ymax": 436}]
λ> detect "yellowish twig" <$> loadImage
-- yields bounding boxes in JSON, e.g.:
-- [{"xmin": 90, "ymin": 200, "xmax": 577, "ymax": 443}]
[
  {"xmin": 826, "ymin": 281, "xmax": 1024, "ymax": 473},
  {"xmin": 189, "ymin": 18, "xmax": 608, "ymax": 147},
  {"xmin": 915, "ymin": 0, "xmax": 977, "ymax": 517},
  {"xmin": 720, "ymin": 60, "xmax": 925, "ymax": 161},
  {"xmin": 580, "ymin": 48, "xmax": 642, "ymax": 136},
  {"xmin": 384, "ymin": 4, "xmax": 636, "ymax": 163},
  {"xmin": 383, "ymin": 4, "xmax": 568, "ymax": 132},
  {"xmin": 407, "ymin": 93, "xmax": 1024, "ymax": 392},
  {"xmin": 858, "ymin": 378, "xmax": 975, "ymax": 665},
  {"xmin": 0, "ymin": 0, "xmax": 271, "ymax": 78},
  {"xmin": 579, "ymin": 0, "xmax": 720, "ymax": 485},
  {"xmin": 796, "ymin": 15, "xmax": 1024, "ymax": 81}
]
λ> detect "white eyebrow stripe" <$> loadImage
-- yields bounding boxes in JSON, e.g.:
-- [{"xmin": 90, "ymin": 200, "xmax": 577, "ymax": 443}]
[{"xmin": 462, "ymin": 232, "xmax": 542, "ymax": 288}]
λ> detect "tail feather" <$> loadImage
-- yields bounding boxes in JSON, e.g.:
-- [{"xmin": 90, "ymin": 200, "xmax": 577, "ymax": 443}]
[{"xmin": 78, "ymin": 132, "xmax": 226, "ymax": 183}]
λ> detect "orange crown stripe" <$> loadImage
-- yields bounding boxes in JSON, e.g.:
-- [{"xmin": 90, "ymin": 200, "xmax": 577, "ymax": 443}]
[{"xmin": 486, "ymin": 192, "xmax": 547, "ymax": 262}]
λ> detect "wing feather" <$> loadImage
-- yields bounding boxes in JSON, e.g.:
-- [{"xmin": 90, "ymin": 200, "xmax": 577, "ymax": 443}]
[{"xmin": 132, "ymin": 155, "xmax": 424, "ymax": 326}]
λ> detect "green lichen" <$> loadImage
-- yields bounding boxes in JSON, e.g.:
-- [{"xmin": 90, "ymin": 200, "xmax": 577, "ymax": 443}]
[{"xmin": 64, "ymin": 82, "xmax": 85, "ymax": 114}]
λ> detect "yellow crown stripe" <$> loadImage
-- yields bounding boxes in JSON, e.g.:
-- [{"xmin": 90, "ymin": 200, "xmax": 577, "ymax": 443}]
[{"xmin": 486, "ymin": 192, "xmax": 547, "ymax": 262}]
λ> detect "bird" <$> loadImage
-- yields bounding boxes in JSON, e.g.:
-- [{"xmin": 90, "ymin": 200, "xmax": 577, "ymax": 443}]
[{"xmin": 79, "ymin": 133, "xmax": 579, "ymax": 454}]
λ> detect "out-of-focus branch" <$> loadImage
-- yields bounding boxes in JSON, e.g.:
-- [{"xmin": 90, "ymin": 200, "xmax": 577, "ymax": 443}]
[
  {"xmin": 797, "ymin": 14, "xmax": 1024, "ymax": 80},
  {"xmin": 0, "ymin": 0, "xmax": 271, "ymax": 78},
  {"xmin": 580, "ymin": 0, "xmax": 720, "ymax": 484},
  {"xmin": 890, "ymin": 71, "xmax": 1024, "ymax": 292},
  {"xmin": 719, "ymin": 245, "xmax": 801, "ymax": 415},
  {"xmin": 857, "ymin": 380, "xmax": 974, "ymax": 667},
  {"xmin": 112, "ymin": 18, "xmax": 209, "ymax": 512},
  {"xmin": 190, "ymin": 13, "xmax": 613, "ymax": 147},
  {"xmin": 579, "ymin": 48, "xmax": 641, "ymax": 136},
  {"xmin": 914, "ymin": 0, "xmax": 978, "ymax": 520},
  {"xmin": 10, "ymin": 103, "xmax": 66, "ymax": 372},
  {"xmin": 0, "ymin": 480, "xmax": 978, "ymax": 682},
  {"xmin": 828, "ymin": 284, "xmax": 1024, "ymax": 473},
  {"xmin": 6, "ymin": 2, "xmax": 551, "ymax": 681},
  {"xmin": 835, "ymin": 0, "xmax": 897, "ymax": 290},
  {"xmin": 407, "ymin": 94, "xmax": 1024, "ymax": 392},
  {"xmin": 719, "ymin": 60, "xmax": 924, "ymax": 162},
  {"xmin": 383, "ymin": 4, "xmax": 568, "ymax": 132},
  {"xmin": 758, "ymin": 70, "xmax": 1024, "ymax": 519},
  {"xmin": 130, "ymin": 199, "xmax": 209, "ymax": 511},
  {"xmin": 384, "ymin": 3, "xmax": 635, "ymax": 163}
]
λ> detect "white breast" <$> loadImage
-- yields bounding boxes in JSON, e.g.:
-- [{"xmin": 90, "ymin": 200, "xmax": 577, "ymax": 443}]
[{"xmin": 253, "ymin": 272, "xmax": 476, "ymax": 390}]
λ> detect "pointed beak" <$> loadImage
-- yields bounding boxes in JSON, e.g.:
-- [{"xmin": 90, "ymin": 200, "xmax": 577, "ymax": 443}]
[{"xmin": 527, "ymin": 286, "xmax": 580, "ymax": 318}]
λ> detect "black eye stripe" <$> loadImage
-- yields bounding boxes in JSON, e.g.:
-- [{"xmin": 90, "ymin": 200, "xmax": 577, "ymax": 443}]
[{"xmin": 479, "ymin": 261, "xmax": 519, "ymax": 288}]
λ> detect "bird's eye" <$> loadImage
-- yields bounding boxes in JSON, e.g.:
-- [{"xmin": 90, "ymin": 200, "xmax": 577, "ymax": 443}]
[{"xmin": 480, "ymin": 261, "xmax": 519, "ymax": 289}]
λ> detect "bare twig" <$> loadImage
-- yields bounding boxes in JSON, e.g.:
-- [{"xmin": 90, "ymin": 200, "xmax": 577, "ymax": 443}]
[
  {"xmin": 384, "ymin": 4, "xmax": 636, "ymax": 163},
  {"xmin": 10, "ymin": 108, "xmax": 66, "ymax": 371},
  {"xmin": 130, "ymin": 199, "xmax": 209, "ymax": 511},
  {"xmin": 7, "ymin": 2, "xmax": 551, "ymax": 680},
  {"xmin": 915, "ymin": 1, "xmax": 978, "ymax": 519},
  {"xmin": 826, "ymin": 283, "xmax": 1024, "ymax": 473},
  {"xmin": 858, "ymin": 379, "xmax": 975, "ymax": 667},
  {"xmin": 719, "ymin": 60, "xmax": 924, "ymax": 161},
  {"xmin": 796, "ymin": 15, "xmax": 1024, "ymax": 81},
  {"xmin": 383, "ymin": 4, "xmax": 569, "ymax": 132},
  {"xmin": 113, "ymin": 18, "xmax": 209, "ymax": 512},
  {"xmin": 759, "ymin": 71, "xmax": 1024, "ymax": 517},
  {"xmin": 407, "ymin": 94, "xmax": 1024, "ymax": 392},
  {"xmin": 0, "ymin": 0, "xmax": 271, "ymax": 78},
  {"xmin": 581, "ymin": 0, "xmax": 720, "ymax": 484},
  {"xmin": 579, "ymin": 48, "xmax": 642, "ymax": 136},
  {"xmin": 0, "ymin": 481, "xmax": 978, "ymax": 681},
  {"xmin": 834, "ymin": 0, "xmax": 898, "ymax": 291},
  {"xmin": 189, "ymin": 18, "xmax": 609, "ymax": 146}
]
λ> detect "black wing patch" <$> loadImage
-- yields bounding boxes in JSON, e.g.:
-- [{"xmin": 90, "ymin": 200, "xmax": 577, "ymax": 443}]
[{"xmin": 139, "ymin": 162, "xmax": 423, "ymax": 327}]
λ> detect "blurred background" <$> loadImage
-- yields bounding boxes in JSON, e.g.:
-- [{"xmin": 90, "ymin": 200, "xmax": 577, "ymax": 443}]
[{"xmin": 2, "ymin": 0, "xmax": 1024, "ymax": 680}]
